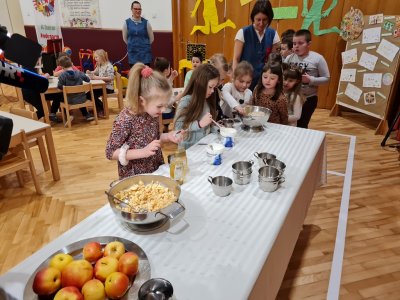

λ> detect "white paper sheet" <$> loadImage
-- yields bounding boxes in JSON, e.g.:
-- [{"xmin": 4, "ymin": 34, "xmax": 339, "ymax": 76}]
[
  {"xmin": 369, "ymin": 14, "xmax": 384, "ymax": 25},
  {"xmin": 363, "ymin": 73, "xmax": 382, "ymax": 88},
  {"xmin": 376, "ymin": 39, "xmax": 400, "ymax": 62},
  {"xmin": 362, "ymin": 27, "xmax": 381, "ymax": 44},
  {"xmin": 345, "ymin": 83, "xmax": 363, "ymax": 102},
  {"xmin": 341, "ymin": 48, "xmax": 358, "ymax": 65},
  {"xmin": 364, "ymin": 91, "xmax": 376, "ymax": 105},
  {"xmin": 358, "ymin": 52, "xmax": 378, "ymax": 71},
  {"xmin": 340, "ymin": 69, "xmax": 356, "ymax": 82}
]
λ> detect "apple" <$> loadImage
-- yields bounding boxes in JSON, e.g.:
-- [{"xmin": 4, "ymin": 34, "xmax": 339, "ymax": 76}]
[
  {"xmin": 61, "ymin": 259, "xmax": 93, "ymax": 289},
  {"xmin": 103, "ymin": 241, "xmax": 125, "ymax": 259},
  {"xmin": 54, "ymin": 286, "xmax": 83, "ymax": 300},
  {"xmin": 118, "ymin": 252, "xmax": 139, "ymax": 277},
  {"xmin": 32, "ymin": 267, "xmax": 61, "ymax": 295},
  {"xmin": 81, "ymin": 279, "xmax": 106, "ymax": 300},
  {"xmin": 49, "ymin": 253, "xmax": 74, "ymax": 272},
  {"xmin": 104, "ymin": 272, "xmax": 130, "ymax": 299},
  {"xmin": 83, "ymin": 242, "xmax": 103, "ymax": 263},
  {"xmin": 94, "ymin": 256, "xmax": 119, "ymax": 282}
]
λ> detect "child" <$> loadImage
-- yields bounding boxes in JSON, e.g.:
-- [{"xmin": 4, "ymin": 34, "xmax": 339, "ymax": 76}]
[
  {"xmin": 209, "ymin": 53, "xmax": 229, "ymax": 120},
  {"xmin": 267, "ymin": 52, "xmax": 283, "ymax": 64},
  {"xmin": 57, "ymin": 56, "xmax": 95, "ymax": 122},
  {"xmin": 153, "ymin": 56, "xmax": 178, "ymax": 86},
  {"xmin": 53, "ymin": 52, "xmax": 79, "ymax": 77},
  {"xmin": 174, "ymin": 64, "xmax": 220, "ymax": 149},
  {"xmin": 284, "ymin": 29, "xmax": 330, "ymax": 128},
  {"xmin": 221, "ymin": 61, "xmax": 253, "ymax": 117},
  {"xmin": 280, "ymin": 36, "xmax": 294, "ymax": 60},
  {"xmin": 251, "ymin": 62, "xmax": 288, "ymax": 125},
  {"xmin": 184, "ymin": 51, "xmax": 203, "ymax": 87},
  {"xmin": 282, "ymin": 63, "xmax": 304, "ymax": 126},
  {"xmin": 86, "ymin": 49, "xmax": 114, "ymax": 118},
  {"xmin": 105, "ymin": 63, "xmax": 183, "ymax": 179}
]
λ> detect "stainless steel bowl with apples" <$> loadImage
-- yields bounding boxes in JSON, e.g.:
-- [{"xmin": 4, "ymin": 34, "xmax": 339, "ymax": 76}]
[
  {"xmin": 106, "ymin": 174, "xmax": 185, "ymax": 225},
  {"xmin": 24, "ymin": 236, "xmax": 151, "ymax": 299}
]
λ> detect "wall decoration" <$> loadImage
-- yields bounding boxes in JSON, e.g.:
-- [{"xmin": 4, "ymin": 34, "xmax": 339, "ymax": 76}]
[
  {"xmin": 363, "ymin": 73, "xmax": 382, "ymax": 88},
  {"xmin": 59, "ymin": 0, "xmax": 101, "ymax": 28},
  {"xmin": 341, "ymin": 48, "xmax": 358, "ymax": 64},
  {"xmin": 358, "ymin": 51, "xmax": 378, "ymax": 71},
  {"xmin": 186, "ymin": 43, "xmax": 206, "ymax": 61},
  {"xmin": 382, "ymin": 73, "xmax": 394, "ymax": 85},
  {"xmin": 362, "ymin": 27, "xmax": 381, "ymax": 44},
  {"xmin": 301, "ymin": 0, "xmax": 340, "ymax": 35},
  {"xmin": 32, "ymin": 0, "xmax": 62, "ymax": 46},
  {"xmin": 383, "ymin": 20, "xmax": 394, "ymax": 32},
  {"xmin": 190, "ymin": 0, "xmax": 236, "ymax": 35},
  {"xmin": 364, "ymin": 91, "xmax": 376, "ymax": 105},
  {"xmin": 376, "ymin": 39, "xmax": 400, "ymax": 62},
  {"xmin": 273, "ymin": 7, "xmax": 298, "ymax": 20},
  {"xmin": 340, "ymin": 7, "xmax": 364, "ymax": 41},
  {"xmin": 369, "ymin": 14, "xmax": 383, "ymax": 25},
  {"xmin": 339, "ymin": 69, "xmax": 356, "ymax": 82},
  {"xmin": 344, "ymin": 83, "xmax": 362, "ymax": 102}
]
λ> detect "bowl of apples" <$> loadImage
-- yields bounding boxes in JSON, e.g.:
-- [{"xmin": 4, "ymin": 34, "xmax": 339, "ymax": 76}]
[{"xmin": 24, "ymin": 236, "xmax": 150, "ymax": 299}]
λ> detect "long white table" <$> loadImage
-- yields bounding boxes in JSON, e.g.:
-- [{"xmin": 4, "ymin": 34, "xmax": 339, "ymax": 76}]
[{"xmin": 0, "ymin": 123, "xmax": 325, "ymax": 299}]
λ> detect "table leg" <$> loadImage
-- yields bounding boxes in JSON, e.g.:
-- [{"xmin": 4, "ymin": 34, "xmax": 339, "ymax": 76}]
[
  {"xmin": 40, "ymin": 93, "xmax": 51, "ymax": 124},
  {"xmin": 102, "ymin": 85, "xmax": 109, "ymax": 119},
  {"xmin": 44, "ymin": 127, "xmax": 60, "ymax": 181}
]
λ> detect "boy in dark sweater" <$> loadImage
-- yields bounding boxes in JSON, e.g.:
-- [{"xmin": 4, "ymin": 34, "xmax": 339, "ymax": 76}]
[{"xmin": 57, "ymin": 56, "xmax": 94, "ymax": 122}]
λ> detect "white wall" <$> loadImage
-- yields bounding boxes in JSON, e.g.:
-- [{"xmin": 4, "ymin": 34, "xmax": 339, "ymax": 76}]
[
  {"xmin": 18, "ymin": 0, "xmax": 172, "ymax": 31},
  {"xmin": 0, "ymin": 0, "xmax": 25, "ymax": 35}
]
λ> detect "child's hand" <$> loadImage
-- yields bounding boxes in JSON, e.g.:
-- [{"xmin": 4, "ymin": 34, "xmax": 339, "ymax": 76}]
[
  {"xmin": 143, "ymin": 140, "xmax": 161, "ymax": 157},
  {"xmin": 199, "ymin": 113, "xmax": 213, "ymax": 128},
  {"xmin": 168, "ymin": 130, "xmax": 186, "ymax": 143},
  {"xmin": 234, "ymin": 106, "xmax": 245, "ymax": 115},
  {"xmin": 302, "ymin": 73, "xmax": 311, "ymax": 84},
  {"xmin": 170, "ymin": 69, "xmax": 178, "ymax": 80}
]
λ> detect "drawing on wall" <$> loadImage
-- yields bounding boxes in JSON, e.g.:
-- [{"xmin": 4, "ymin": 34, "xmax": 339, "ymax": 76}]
[
  {"xmin": 369, "ymin": 14, "xmax": 383, "ymax": 25},
  {"xmin": 342, "ymin": 48, "xmax": 358, "ymax": 64},
  {"xmin": 186, "ymin": 43, "xmax": 206, "ymax": 61},
  {"xmin": 301, "ymin": 0, "xmax": 340, "ymax": 35},
  {"xmin": 59, "ymin": 0, "xmax": 101, "ymax": 28},
  {"xmin": 340, "ymin": 7, "xmax": 364, "ymax": 41},
  {"xmin": 382, "ymin": 73, "xmax": 394, "ymax": 85},
  {"xmin": 364, "ymin": 91, "xmax": 376, "ymax": 105},
  {"xmin": 190, "ymin": 0, "xmax": 236, "ymax": 35}
]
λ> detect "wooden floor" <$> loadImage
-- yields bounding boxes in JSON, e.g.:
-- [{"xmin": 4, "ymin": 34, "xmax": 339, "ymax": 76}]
[{"xmin": 1, "ymin": 84, "xmax": 400, "ymax": 299}]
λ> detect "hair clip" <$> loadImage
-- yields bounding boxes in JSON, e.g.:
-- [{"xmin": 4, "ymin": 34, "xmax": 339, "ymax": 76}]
[{"xmin": 141, "ymin": 66, "xmax": 153, "ymax": 78}]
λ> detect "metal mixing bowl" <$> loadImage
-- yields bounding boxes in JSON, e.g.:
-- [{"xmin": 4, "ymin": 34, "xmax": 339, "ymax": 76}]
[
  {"xmin": 241, "ymin": 106, "xmax": 272, "ymax": 127},
  {"xmin": 107, "ymin": 174, "xmax": 184, "ymax": 225}
]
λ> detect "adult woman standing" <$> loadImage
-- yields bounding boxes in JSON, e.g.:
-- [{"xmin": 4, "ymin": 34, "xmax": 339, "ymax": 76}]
[
  {"xmin": 232, "ymin": 0, "xmax": 280, "ymax": 90},
  {"xmin": 122, "ymin": 1, "xmax": 154, "ymax": 67}
]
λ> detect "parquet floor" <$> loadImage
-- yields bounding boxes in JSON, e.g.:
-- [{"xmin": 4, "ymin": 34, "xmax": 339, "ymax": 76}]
[{"xmin": 1, "ymin": 84, "xmax": 400, "ymax": 299}]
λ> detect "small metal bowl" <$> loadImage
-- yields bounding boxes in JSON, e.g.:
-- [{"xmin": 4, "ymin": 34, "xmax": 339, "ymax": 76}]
[{"xmin": 138, "ymin": 278, "xmax": 173, "ymax": 300}]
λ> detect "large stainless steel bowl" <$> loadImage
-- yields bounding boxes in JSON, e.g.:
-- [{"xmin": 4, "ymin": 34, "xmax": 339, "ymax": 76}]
[
  {"xmin": 242, "ymin": 106, "xmax": 272, "ymax": 127},
  {"xmin": 107, "ymin": 174, "xmax": 185, "ymax": 225}
]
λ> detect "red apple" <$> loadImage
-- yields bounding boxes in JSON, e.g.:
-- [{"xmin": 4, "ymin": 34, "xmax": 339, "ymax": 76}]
[
  {"xmin": 32, "ymin": 267, "xmax": 61, "ymax": 295},
  {"xmin": 103, "ymin": 241, "xmax": 125, "ymax": 260},
  {"xmin": 81, "ymin": 279, "xmax": 106, "ymax": 300},
  {"xmin": 61, "ymin": 259, "xmax": 93, "ymax": 289},
  {"xmin": 118, "ymin": 252, "xmax": 139, "ymax": 277},
  {"xmin": 54, "ymin": 286, "xmax": 83, "ymax": 300},
  {"xmin": 83, "ymin": 242, "xmax": 103, "ymax": 263},
  {"xmin": 104, "ymin": 272, "xmax": 129, "ymax": 299},
  {"xmin": 49, "ymin": 253, "xmax": 74, "ymax": 272},
  {"xmin": 94, "ymin": 256, "xmax": 119, "ymax": 282}
]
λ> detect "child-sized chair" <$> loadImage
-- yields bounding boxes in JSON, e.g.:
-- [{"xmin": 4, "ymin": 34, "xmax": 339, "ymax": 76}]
[{"xmin": 61, "ymin": 83, "xmax": 98, "ymax": 129}]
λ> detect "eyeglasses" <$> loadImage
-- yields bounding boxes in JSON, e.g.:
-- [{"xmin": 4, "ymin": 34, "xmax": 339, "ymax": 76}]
[{"xmin": 133, "ymin": 8, "xmax": 142, "ymax": 11}]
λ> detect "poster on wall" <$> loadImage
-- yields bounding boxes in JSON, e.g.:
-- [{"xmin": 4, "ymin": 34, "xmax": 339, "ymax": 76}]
[
  {"xmin": 59, "ymin": 0, "xmax": 101, "ymax": 28},
  {"xmin": 33, "ymin": 0, "xmax": 63, "ymax": 47}
]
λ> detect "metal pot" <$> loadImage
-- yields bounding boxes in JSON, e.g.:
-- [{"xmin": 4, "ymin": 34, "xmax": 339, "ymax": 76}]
[
  {"xmin": 232, "ymin": 160, "xmax": 254, "ymax": 185},
  {"xmin": 265, "ymin": 158, "xmax": 286, "ymax": 174},
  {"xmin": 258, "ymin": 166, "xmax": 285, "ymax": 192},
  {"xmin": 254, "ymin": 152, "xmax": 276, "ymax": 166},
  {"xmin": 242, "ymin": 106, "xmax": 272, "ymax": 128},
  {"xmin": 208, "ymin": 176, "xmax": 233, "ymax": 197},
  {"xmin": 107, "ymin": 175, "xmax": 185, "ymax": 225}
]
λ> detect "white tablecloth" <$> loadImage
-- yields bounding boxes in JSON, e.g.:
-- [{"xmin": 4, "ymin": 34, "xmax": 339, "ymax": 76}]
[{"xmin": 0, "ymin": 123, "xmax": 326, "ymax": 300}]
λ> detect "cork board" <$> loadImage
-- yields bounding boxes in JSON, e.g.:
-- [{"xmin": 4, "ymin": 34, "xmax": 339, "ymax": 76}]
[{"xmin": 336, "ymin": 14, "xmax": 400, "ymax": 120}]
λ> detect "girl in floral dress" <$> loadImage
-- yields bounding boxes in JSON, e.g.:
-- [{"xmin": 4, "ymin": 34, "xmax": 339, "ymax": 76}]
[
  {"xmin": 251, "ymin": 62, "xmax": 288, "ymax": 125},
  {"xmin": 105, "ymin": 63, "xmax": 183, "ymax": 179}
]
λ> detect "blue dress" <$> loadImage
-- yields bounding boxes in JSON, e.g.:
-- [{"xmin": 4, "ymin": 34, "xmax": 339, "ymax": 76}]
[{"xmin": 126, "ymin": 17, "xmax": 152, "ymax": 65}]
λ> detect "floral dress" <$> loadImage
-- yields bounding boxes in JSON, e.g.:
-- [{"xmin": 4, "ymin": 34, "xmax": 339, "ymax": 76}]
[
  {"xmin": 105, "ymin": 108, "xmax": 164, "ymax": 179},
  {"xmin": 251, "ymin": 91, "xmax": 289, "ymax": 125}
]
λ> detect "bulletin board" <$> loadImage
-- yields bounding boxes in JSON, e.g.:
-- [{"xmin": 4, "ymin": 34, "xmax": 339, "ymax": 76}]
[{"xmin": 332, "ymin": 14, "xmax": 400, "ymax": 133}]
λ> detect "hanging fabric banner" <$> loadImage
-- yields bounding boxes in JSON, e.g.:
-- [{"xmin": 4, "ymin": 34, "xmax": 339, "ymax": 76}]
[
  {"xmin": 33, "ymin": 0, "xmax": 63, "ymax": 47},
  {"xmin": 59, "ymin": 0, "xmax": 101, "ymax": 28}
]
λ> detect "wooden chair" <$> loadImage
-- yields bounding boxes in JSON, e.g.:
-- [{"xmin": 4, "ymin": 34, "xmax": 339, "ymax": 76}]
[
  {"xmin": 0, "ymin": 130, "xmax": 42, "ymax": 194},
  {"xmin": 61, "ymin": 83, "xmax": 98, "ymax": 129},
  {"xmin": 107, "ymin": 71, "xmax": 125, "ymax": 111},
  {"xmin": 9, "ymin": 107, "xmax": 50, "ymax": 172}
]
